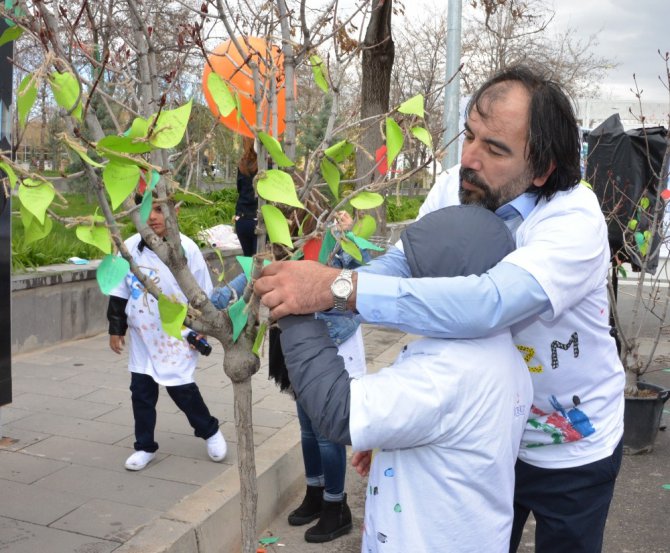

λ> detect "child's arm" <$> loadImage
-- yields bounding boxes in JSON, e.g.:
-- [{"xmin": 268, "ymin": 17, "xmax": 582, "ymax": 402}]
[{"xmin": 108, "ymin": 295, "xmax": 128, "ymax": 354}]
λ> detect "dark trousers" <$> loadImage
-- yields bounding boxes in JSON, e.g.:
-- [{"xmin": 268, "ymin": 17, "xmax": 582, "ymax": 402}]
[
  {"xmin": 510, "ymin": 439, "xmax": 623, "ymax": 553},
  {"xmin": 235, "ymin": 217, "xmax": 257, "ymax": 257},
  {"xmin": 130, "ymin": 372, "xmax": 219, "ymax": 453}
]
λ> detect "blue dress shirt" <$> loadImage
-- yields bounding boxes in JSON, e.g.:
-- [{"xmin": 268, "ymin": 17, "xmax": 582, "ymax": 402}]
[{"xmin": 356, "ymin": 193, "xmax": 552, "ymax": 338}]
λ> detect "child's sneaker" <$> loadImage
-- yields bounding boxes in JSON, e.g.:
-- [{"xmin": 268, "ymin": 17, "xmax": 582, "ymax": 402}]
[
  {"xmin": 125, "ymin": 450, "xmax": 156, "ymax": 471},
  {"xmin": 206, "ymin": 430, "xmax": 227, "ymax": 462}
]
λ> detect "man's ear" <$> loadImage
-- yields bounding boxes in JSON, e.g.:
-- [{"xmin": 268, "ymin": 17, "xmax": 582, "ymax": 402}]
[{"xmin": 532, "ymin": 160, "xmax": 556, "ymax": 188}]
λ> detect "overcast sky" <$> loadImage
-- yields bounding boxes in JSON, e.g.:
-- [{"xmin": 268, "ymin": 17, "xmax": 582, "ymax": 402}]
[
  {"xmin": 548, "ymin": 0, "xmax": 670, "ymax": 101},
  {"xmin": 398, "ymin": 0, "xmax": 670, "ymax": 102}
]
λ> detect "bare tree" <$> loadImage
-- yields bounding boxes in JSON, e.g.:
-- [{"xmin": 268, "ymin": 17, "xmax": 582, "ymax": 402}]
[{"xmin": 461, "ymin": 0, "xmax": 613, "ymax": 99}]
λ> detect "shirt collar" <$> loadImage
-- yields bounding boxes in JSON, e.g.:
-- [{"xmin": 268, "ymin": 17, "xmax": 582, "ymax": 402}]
[{"xmin": 495, "ymin": 192, "xmax": 536, "ymax": 222}]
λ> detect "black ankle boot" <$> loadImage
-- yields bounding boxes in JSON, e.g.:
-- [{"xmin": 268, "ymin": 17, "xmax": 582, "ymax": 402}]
[
  {"xmin": 304, "ymin": 494, "xmax": 353, "ymax": 543},
  {"xmin": 287, "ymin": 485, "xmax": 324, "ymax": 526}
]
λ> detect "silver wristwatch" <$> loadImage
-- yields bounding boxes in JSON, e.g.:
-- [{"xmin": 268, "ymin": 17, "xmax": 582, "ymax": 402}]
[{"xmin": 330, "ymin": 269, "xmax": 353, "ymax": 311}]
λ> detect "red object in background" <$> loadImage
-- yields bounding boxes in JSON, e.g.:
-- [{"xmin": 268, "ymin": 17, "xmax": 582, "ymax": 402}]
[
  {"xmin": 303, "ymin": 237, "xmax": 322, "ymax": 261},
  {"xmin": 375, "ymin": 145, "xmax": 388, "ymax": 175},
  {"xmin": 661, "ymin": 189, "xmax": 670, "ymax": 201},
  {"xmin": 137, "ymin": 174, "xmax": 147, "ymax": 195}
]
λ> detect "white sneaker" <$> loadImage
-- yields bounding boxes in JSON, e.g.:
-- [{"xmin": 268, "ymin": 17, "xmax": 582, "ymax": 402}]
[
  {"xmin": 206, "ymin": 430, "xmax": 227, "ymax": 462},
  {"xmin": 125, "ymin": 450, "xmax": 156, "ymax": 471}
]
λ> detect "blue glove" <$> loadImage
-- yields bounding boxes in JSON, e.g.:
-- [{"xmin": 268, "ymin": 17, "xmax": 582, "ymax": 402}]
[{"xmin": 210, "ymin": 273, "xmax": 248, "ymax": 309}]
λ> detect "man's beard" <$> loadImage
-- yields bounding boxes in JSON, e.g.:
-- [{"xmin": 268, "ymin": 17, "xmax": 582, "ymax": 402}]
[{"xmin": 458, "ymin": 167, "xmax": 533, "ymax": 211}]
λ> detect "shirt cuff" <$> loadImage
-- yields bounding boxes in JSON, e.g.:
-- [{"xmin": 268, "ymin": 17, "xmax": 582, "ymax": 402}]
[{"xmin": 356, "ymin": 272, "xmax": 400, "ymax": 325}]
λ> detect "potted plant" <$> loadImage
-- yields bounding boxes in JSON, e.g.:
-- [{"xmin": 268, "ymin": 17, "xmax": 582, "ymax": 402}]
[{"xmin": 586, "ymin": 87, "xmax": 670, "ymax": 454}]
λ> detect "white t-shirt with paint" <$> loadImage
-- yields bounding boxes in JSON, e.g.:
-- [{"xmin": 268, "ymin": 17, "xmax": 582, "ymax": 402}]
[
  {"xmin": 110, "ymin": 233, "xmax": 213, "ymax": 386},
  {"xmin": 350, "ymin": 331, "xmax": 532, "ymax": 553},
  {"xmin": 503, "ymin": 185, "xmax": 625, "ymax": 467}
]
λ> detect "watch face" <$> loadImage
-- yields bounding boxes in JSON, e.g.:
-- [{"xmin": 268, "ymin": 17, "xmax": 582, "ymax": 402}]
[{"xmin": 332, "ymin": 278, "xmax": 352, "ymax": 297}]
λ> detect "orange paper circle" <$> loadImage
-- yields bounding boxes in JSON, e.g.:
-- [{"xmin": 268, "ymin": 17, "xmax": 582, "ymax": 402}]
[{"xmin": 202, "ymin": 37, "xmax": 286, "ymax": 137}]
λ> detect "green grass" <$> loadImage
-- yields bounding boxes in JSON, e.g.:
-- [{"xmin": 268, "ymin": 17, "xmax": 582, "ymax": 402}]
[{"xmin": 11, "ymin": 188, "xmax": 424, "ymax": 271}]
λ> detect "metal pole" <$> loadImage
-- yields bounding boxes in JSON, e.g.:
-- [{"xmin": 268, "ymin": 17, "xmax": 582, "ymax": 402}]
[
  {"xmin": 442, "ymin": 0, "xmax": 462, "ymax": 171},
  {"xmin": 0, "ymin": 17, "xmax": 14, "ymax": 409}
]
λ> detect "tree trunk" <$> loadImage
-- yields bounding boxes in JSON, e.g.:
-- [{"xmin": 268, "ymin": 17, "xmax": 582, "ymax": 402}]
[
  {"xmin": 357, "ymin": 0, "xmax": 395, "ymax": 232},
  {"xmin": 222, "ymin": 339, "xmax": 260, "ymax": 553}
]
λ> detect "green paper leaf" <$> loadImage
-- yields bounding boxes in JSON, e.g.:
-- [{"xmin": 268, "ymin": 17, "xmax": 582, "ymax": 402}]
[
  {"xmin": 0, "ymin": 161, "xmax": 18, "ymax": 189},
  {"xmin": 139, "ymin": 189, "xmax": 153, "ymax": 223},
  {"xmin": 150, "ymin": 169, "xmax": 160, "ymax": 188},
  {"xmin": 17, "ymin": 74, "xmax": 38, "ymax": 128},
  {"xmin": 398, "ymin": 94, "xmax": 424, "ymax": 117},
  {"xmin": 352, "ymin": 214, "xmax": 376, "ymax": 239},
  {"xmin": 149, "ymin": 100, "xmax": 193, "ymax": 149},
  {"xmin": 252, "ymin": 321, "xmax": 267, "ymax": 357},
  {"xmin": 96, "ymin": 254, "xmax": 130, "ymax": 295},
  {"xmin": 229, "ymin": 298, "xmax": 249, "ymax": 342},
  {"xmin": 411, "ymin": 126, "xmax": 433, "ymax": 149},
  {"xmin": 18, "ymin": 179, "xmax": 55, "ymax": 224},
  {"xmin": 236, "ymin": 255, "xmax": 253, "ymax": 280},
  {"xmin": 309, "ymin": 54, "xmax": 329, "ymax": 93},
  {"xmin": 349, "ymin": 191, "xmax": 384, "ymax": 210},
  {"xmin": 258, "ymin": 537, "xmax": 280, "ymax": 545},
  {"xmin": 321, "ymin": 158, "xmax": 340, "ymax": 200},
  {"xmin": 158, "ymin": 294, "xmax": 188, "ymax": 340},
  {"xmin": 616, "ymin": 265, "xmax": 628, "ymax": 278},
  {"xmin": 324, "ymin": 140, "xmax": 354, "ymax": 163},
  {"xmin": 261, "ymin": 204, "xmax": 293, "ymax": 248},
  {"xmin": 0, "ymin": 25, "xmax": 22, "ymax": 46},
  {"xmin": 23, "ymin": 210, "xmax": 53, "ymax": 244},
  {"xmin": 628, "ymin": 219, "xmax": 638, "ymax": 231},
  {"xmin": 663, "ymin": 484, "xmax": 670, "ymax": 490},
  {"xmin": 640, "ymin": 197, "xmax": 650, "ymax": 210},
  {"xmin": 76, "ymin": 223, "xmax": 111, "ymax": 254},
  {"xmin": 345, "ymin": 231, "xmax": 384, "ymax": 251},
  {"xmin": 126, "ymin": 117, "xmax": 149, "ymax": 139},
  {"xmin": 49, "ymin": 71, "xmax": 83, "ymax": 121},
  {"xmin": 65, "ymin": 140, "xmax": 104, "ymax": 168},
  {"xmin": 385, "ymin": 117, "xmax": 404, "ymax": 167},
  {"xmin": 318, "ymin": 230, "xmax": 337, "ymax": 265},
  {"xmin": 258, "ymin": 132, "xmax": 294, "ymax": 168},
  {"xmin": 340, "ymin": 237, "xmax": 363, "ymax": 263},
  {"xmin": 97, "ymin": 135, "xmax": 153, "ymax": 155},
  {"xmin": 103, "ymin": 162, "xmax": 141, "ymax": 210},
  {"xmin": 257, "ymin": 170, "xmax": 304, "ymax": 208},
  {"xmin": 207, "ymin": 72, "xmax": 236, "ymax": 117}
]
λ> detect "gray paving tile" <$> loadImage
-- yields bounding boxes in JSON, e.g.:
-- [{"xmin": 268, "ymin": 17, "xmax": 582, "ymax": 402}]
[
  {"xmin": 0, "ymin": 404, "xmax": 32, "ymax": 424},
  {"xmin": 10, "ymin": 393, "xmax": 119, "ymax": 420},
  {"xmin": 12, "ymin": 376, "xmax": 93, "ymax": 399},
  {"xmin": 10, "ymin": 360, "xmax": 81, "ymax": 380},
  {"xmin": 0, "ymin": 480, "xmax": 85, "ymax": 525},
  {"xmin": 0, "ymin": 450, "xmax": 68, "ymax": 484},
  {"xmin": 0, "ymin": 427, "xmax": 51, "ymax": 450},
  {"xmin": 78, "ymin": 387, "xmax": 130, "ymax": 406},
  {"xmin": 140, "ymin": 454, "xmax": 230, "ymax": 485},
  {"xmin": 34, "ymin": 464, "xmax": 199, "ymax": 511},
  {"xmin": 251, "ymin": 406, "xmax": 295, "ymax": 429},
  {"xmin": 0, "ymin": 516, "xmax": 118, "ymax": 553},
  {"xmin": 50, "ymin": 498, "xmax": 161, "ymax": 543},
  {"xmin": 22, "ymin": 436, "xmax": 140, "ymax": 471},
  {"xmin": 8, "ymin": 412, "xmax": 131, "ymax": 446}
]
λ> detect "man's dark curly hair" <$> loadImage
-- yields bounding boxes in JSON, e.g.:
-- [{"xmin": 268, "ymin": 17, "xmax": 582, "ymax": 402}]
[{"xmin": 467, "ymin": 65, "xmax": 582, "ymax": 201}]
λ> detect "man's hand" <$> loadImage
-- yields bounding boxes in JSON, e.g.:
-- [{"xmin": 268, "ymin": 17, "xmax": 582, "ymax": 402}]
[
  {"xmin": 254, "ymin": 260, "xmax": 350, "ymax": 319},
  {"xmin": 352, "ymin": 450, "xmax": 372, "ymax": 477},
  {"xmin": 109, "ymin": 335, "xmax": 125, "ymax": 354}
]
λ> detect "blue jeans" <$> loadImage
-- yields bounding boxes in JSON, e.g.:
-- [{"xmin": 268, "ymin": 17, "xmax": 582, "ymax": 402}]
[
  {"xmin": 296, "ymin": 401, "xmax": 346, "ymax": 502},
  {"xmin": 510, "ymin": 438, "xmax": 623, "ymax": 553},
  {"xmin": 130, "ymin": 372, "xmax": 219, "ymax": 452}
]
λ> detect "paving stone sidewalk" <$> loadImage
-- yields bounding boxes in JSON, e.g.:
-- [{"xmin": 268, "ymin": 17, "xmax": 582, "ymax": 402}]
[{"xmin": 1, "ymin": 327, "xmax": 669, "ymax": 553}]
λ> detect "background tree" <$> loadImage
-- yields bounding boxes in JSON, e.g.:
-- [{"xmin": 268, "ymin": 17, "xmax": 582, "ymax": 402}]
[{"xmin": 0, "ymin": 2, "xmax": 432, "ymax": 551}]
